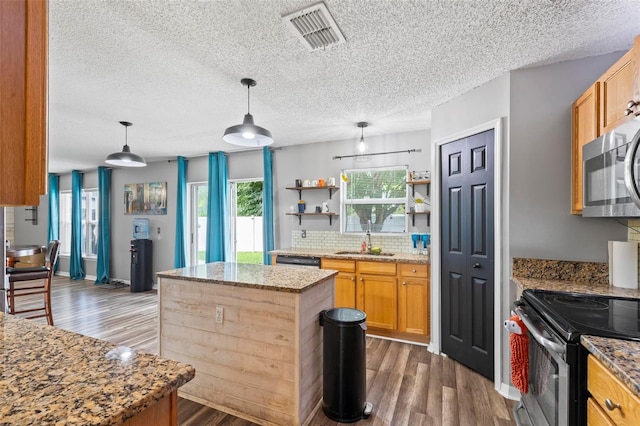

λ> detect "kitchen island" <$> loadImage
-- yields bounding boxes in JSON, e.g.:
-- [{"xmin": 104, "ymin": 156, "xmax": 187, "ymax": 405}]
[
  {"xmin": 156, "ymin": 262, "xmax": 337, "ymax": 426},
  {"xmin": 0, "ymin": 312, "xmax": 195, "ymax": 425}
]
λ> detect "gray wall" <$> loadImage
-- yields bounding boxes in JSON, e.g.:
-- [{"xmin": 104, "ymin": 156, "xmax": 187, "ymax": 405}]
[
  {"xmin": 273, "ymin": 130, "xmax": 430, "ymax": 247},
  {"xmin": 431, "ymin": 51, "xmax": 629, "ymax": 391},
  {"xmin": 26, "ymin": 129, "xmax": 428, "ymax": 281},
  {"xmin": 509, "ymin": 52, "xmax": 627, "ymax": 262}
]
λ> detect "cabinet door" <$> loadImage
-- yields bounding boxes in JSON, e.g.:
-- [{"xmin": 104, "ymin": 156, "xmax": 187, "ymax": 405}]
[
  {"xmin": 334, "ymin": 272, "xmax": 356, "ymax": 308},
  {"xmin": 0, "ymin": 0, "xmax": 47, "ymax": 206},
  {"xmin": 398, "ymin": 264, "xmax": 429, "ymax": 336},
  {"xmin": 599, "ymin": 49, "xmax": 635, "ymax": 135},
  {"xmin": 398, "ymin": 277, "xmax": 428, "ymax": 335},
  {"xmin": 357, "ymin": 274, "xmax": 397, "ymax": 330},
  {"xmin": 571, "ymin": 83, "xmax": 599, "ymax": 215}
]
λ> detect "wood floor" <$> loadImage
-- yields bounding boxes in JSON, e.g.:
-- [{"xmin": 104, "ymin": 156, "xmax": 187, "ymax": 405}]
[{"xmin": 14, "ymin": 276, "xmax": 516, "ymax": 426}]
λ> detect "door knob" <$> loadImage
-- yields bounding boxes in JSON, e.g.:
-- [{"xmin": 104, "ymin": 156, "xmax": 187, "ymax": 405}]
[{"xmin": 472, "ymin": 262, "xmax": 481, "ymax": 268}]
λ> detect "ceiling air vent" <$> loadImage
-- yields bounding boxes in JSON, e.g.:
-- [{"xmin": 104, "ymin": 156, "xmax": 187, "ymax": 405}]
[{"xmin": 282, "ymin": 2, "xmax": 346, "ymax": 52}]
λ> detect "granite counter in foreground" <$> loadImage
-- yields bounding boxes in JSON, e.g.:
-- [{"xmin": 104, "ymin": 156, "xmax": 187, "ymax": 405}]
[
  {"xmin": 0, "ymin": 312, "xmax": 195, "ymax": 425},
  {"xmin": 156, "ymin": 261, "xmax": 337, "ymax": 293}
]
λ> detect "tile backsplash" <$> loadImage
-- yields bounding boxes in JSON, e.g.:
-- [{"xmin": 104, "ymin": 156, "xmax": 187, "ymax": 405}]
[{"xmin": 291, "ymin": 230, "xmax": 424, "ymax": 254}]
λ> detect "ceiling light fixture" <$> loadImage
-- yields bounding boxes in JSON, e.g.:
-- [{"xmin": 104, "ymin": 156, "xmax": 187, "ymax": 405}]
[
  {"xmin": 354, "ymin": 121, "xmax": 370, "ymax": 162},
  {"xmin": 223, "ymin": 78, "xmax": 273, "ymax": 147},
  {"xmin": 105, "ymin": 121, "xmax": 147, "ymax": 167}
]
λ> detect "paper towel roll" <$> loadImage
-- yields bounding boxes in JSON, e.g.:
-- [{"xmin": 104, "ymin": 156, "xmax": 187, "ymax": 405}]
[{"xmin": 608, "ymin": 241, "xmax": 639, "ymax": 289}]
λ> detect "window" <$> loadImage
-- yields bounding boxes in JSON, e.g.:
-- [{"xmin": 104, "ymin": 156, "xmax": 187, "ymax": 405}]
[
  {"xmin": 341, "ymin": 166, "xmax": 407, "ymax": 233},
  {"xmin": 59, "ymin": 189, "xmax": 99, "ymax": 257}
]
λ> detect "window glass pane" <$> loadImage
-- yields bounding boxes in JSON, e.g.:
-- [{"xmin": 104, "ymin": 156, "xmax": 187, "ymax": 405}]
[
  {"xmin": 59, "ymin": 192, "xmax": 72, "ymax": 255},
  {"xmin": 342, "ymin": 166, "xmax": 407, "ymax": 233},
  {"xmin": 58, "ymin": 189, "xmax": 99, "ymax": 257}
]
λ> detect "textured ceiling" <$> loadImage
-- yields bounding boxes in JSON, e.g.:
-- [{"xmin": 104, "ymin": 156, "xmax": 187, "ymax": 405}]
[{"xmin": 48, "ymin": 0, "xmax": 640, "ymax": 173}]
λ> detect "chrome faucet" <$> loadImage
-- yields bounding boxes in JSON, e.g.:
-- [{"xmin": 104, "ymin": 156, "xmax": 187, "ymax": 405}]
[{"xmin": 366, "ymin": 220, "xmax": 372, "ymax": 252}]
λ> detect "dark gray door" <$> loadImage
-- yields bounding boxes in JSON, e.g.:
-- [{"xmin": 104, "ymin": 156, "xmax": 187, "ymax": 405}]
[{"xmin": 440, "ymin": 129, "xmax": 495, "ymax": 379}]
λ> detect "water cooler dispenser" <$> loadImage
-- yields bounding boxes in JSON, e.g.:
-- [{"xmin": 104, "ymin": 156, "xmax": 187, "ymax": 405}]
[
  {"xmin": 130, "ymin": 218, "xmax": 152, "ymax": 292},
  {"xmin": 130, "ymin": 239, "xmax": 152, "ymax": 292}
]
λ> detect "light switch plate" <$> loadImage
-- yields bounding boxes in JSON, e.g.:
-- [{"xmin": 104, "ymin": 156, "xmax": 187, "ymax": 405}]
[
  {"xmin": 215, "ymin": 306, "xmax": 224, "ymax": 323},
  {"xmin": 301, "ymin": 230, "xmax": 306, "ymax": 238}
]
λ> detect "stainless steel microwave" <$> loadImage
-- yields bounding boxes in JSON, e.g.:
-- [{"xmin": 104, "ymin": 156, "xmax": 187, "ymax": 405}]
[{"xmin": 583, "ymin": 119, "xmax": 640, "ymax": 217}]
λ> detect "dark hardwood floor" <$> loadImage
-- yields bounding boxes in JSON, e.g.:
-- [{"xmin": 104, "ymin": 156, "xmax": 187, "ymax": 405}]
[{"xmin": 15, "ymin": 276, "xmax": 516, "ymax": 425}]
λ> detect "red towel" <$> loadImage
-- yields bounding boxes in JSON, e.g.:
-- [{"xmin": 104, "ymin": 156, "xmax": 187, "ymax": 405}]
[{"xmin": 506, "ymin": 315, "xmax": 529, "ymax": 394}]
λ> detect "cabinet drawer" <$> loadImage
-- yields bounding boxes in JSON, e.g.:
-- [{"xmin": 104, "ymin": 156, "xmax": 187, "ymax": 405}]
[
  {"xmin": 587, "ymin": 397, "xmax": 615, "ymax": 426},
  {"xmin": 321, "ymin": 258, "xmax": 355, "ymax": 273},
  {"xmin": 399, "ymin": 263, "xmax": 429, "ymax": 278},
  {"xmin": 588, "ymin": 355, "xmax": 640, "ymax": 425},
  {"xmin": 358, "ymin": 261, "xmax": 396, "ymax": 275}
]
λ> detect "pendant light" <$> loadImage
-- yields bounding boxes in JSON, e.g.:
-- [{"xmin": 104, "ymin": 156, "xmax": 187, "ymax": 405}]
[
  {"xmin": 354, "ymin": 121, "xmax": 371, "ymax": 162},
  {"xmin": 105, "ymin": 121, "xmax": 147, "ymax": 167},
  {"xmin": 223, "ymin": 78, "xmax": 273, "ymax": 147}
]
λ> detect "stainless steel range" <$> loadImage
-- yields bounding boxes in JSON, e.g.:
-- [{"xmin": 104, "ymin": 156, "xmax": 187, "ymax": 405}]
[{"xmin": 513, "ymin": 289, "xmax": 640, "ymax": 426}]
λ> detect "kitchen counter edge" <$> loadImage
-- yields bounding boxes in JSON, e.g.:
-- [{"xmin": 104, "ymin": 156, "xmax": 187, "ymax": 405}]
[{"xmin": 270, "ymin": 248, "xmax": 429, "ymax": 264}]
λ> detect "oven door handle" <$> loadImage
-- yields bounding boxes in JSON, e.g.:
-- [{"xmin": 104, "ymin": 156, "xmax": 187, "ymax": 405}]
[{"xmin": 514, "ymin": 305, "xmax": 566, "ymax": 356}]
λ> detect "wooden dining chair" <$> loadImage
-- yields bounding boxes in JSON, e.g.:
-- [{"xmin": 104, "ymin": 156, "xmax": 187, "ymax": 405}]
[{"xmin": 5, "ymin": 240, "xmax": 60, "ymax": 326}]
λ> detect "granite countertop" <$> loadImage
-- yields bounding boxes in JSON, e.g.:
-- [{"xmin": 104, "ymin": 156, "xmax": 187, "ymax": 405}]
[
  {"xmin": 581, "ymin": 335, "xmax": 640, "ymax": 398},
  {"xmin": 0, "ymin": 312, "xmax": 195, "ymax": 425},
  {"xmin": 156, "ymin": 261, "xmax": 338, "ymax": 293},
  {"xmin": 512, "ymin": 276, "xmax": 640, "ymax": 299},
  {"xmin": 270, "ymin": 248, "xmax": 430, "ymax": 264}
]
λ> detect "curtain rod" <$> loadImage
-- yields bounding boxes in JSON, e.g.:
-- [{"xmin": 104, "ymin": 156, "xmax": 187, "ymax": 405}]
[
  {"xmin": 168, "ymin": 146, "xmax": 283, "ymax": 162},
  {"xmin": 333, "ymin": 148, "xmax": 422, "ymax": 160}
]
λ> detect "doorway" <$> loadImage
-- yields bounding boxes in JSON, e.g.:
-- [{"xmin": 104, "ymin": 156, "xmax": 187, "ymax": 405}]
[
  {"xmin": 229, "ymin": 179, "xmax": 264, "ymax": 264},
  {"xmin": 440, "ymin": 129, "xmax": 495, "ymax": 380}
]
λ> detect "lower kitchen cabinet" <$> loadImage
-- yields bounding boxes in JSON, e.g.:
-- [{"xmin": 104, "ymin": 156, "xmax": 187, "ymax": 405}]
[
  {"xmin": 398, "ymin": 263, "xmax": 429, "ymax": 336},
  {"xmin": 587, "ymin": 355, "xmax": 640, "ymax": 425},
  {"xmin": 321, "ymin": 257, "xmax": 429, "ymax": 342},
  {"xmin": 321, "ymin": 258, "xmax": 356, "ymax": 308},
  {"xmin": 357, "ymin": 260, "xmax": 397, "ymax": 330}
]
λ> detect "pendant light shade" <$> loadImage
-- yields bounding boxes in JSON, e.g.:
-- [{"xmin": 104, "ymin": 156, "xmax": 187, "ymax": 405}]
[
  {"xmin": 105, "ymin": 121, "xmax": 146, "ymax": 167},
  {"xmin": 223, "ymin": 78, "xmax": 273, "ymax": 147},
  {"xmin": 354, "ymin": 121, "xmax": 371, "ymax": 162}
]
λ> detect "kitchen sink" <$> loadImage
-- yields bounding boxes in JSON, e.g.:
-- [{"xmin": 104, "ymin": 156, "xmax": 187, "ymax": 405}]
[{"xmin": 333, "ymin": 250, "xmax": 395, "ymax": 257}]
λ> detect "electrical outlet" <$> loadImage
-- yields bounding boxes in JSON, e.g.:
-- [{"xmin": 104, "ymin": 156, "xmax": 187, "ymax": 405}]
[
  {"xmin": 157, "ymin": 227, "xmax": 161, "ymax": 234},
  {"xmin": 215, "ymin": 306, "xmax": 224, "ymax": 324},
  {"xmin": 301, "ymin": 230, "xmax": 307, "ymax": 238}
]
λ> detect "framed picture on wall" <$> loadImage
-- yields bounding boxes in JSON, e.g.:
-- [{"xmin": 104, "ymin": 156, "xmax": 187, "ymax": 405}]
[{"xmin": 124, "ymin": 182, "xmax": 167, "ymax": 215}]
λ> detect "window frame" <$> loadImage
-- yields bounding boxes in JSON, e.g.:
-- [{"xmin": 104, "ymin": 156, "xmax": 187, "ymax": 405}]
[{"xmin": 339, "ymin": 165, "xmax": 408, "ymax": 234}]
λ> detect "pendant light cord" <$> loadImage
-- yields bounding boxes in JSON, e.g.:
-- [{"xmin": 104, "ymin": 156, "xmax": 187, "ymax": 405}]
[
  {"xmin": 124, "ymin": 125, "xmax": 128, "ymax": 147},
  {"xmin": 247, "ymin": 84, "xmax": 251, "ymax": 114}
]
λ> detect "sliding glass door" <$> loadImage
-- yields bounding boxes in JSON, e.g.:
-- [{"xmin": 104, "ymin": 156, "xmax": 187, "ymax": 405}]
[
  {"xmin": 188, "ymin": 182, "xmax": 208, "ymax": 265},
  {"xmin": 229, "ymin": 179, "xmax": 263, "ymax": 264}
]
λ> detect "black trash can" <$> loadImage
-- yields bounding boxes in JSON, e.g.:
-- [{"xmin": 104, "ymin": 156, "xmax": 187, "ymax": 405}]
[{"xmin": 320, "ymin": 308, "xmax": 372, "ymax": 423}]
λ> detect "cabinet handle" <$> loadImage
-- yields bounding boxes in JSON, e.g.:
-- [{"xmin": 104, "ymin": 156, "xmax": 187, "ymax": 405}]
[
  {"xmin": 412, "ymin": 269, "xmax": 417, "ymax": 273},
  {"xmin": 360, "ymin": 277, "xmax": 364, "ymax": 282},
  {"xmin": 402, "ymin": 281, "xmax": 407, "ymax": 286},
  {"xmin": 351, "ymin": 277, "xmax": 355, "ymax": 282},
  {"xmin": 605, "ymin": 398, "xmax": 621, "ymax": 411}
]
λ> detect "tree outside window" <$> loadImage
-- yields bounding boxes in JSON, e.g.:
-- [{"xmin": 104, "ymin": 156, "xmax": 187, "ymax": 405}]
[{"xmin": 341, "ymin": 166, "xmax": 407, "ymax": 233}]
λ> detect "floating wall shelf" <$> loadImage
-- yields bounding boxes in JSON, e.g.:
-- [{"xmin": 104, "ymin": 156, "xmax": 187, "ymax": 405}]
[
  {"xmin": 285, "ymin": 186, "xmax": 339, "ymax": 200},
  {"xmin": 286, "ymin": 212, "xmax": 339, "ymax": 225}
]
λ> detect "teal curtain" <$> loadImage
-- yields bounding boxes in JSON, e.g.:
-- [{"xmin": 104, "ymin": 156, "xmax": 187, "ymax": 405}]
[
  {"xmin": 206, "ymin": 152, "xmax": 228, "ymax": 262},
  {"xmin": 47, "ymin": 173, "xmax": 60, "ymax": 272},
  {"xmin": 95, "ymin": 167, "xmax": 111, "ymax": 283},
  {"xmin": 262, "ymin": 147, "xmax": 274, "ymax": 265},
  {"xmin": 174, "ymin": 156, "xmax": 188, "ymax": 268},
  {"xmin": 70, "ymin": 170, "xmax": 85, "ymax": 279}
]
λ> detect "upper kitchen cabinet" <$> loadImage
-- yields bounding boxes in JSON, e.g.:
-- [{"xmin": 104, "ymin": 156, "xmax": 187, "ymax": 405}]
[
  {"xmin": 0, "ymin": 0, "xmax": 48, "ymax": 206},
  {"xmin": 571, "ymin": 83, "xmax": 599, "ymax": 215},
  {"xmin": 598, "ymin": 48, "xmax": 634, "ymax": 135}
]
